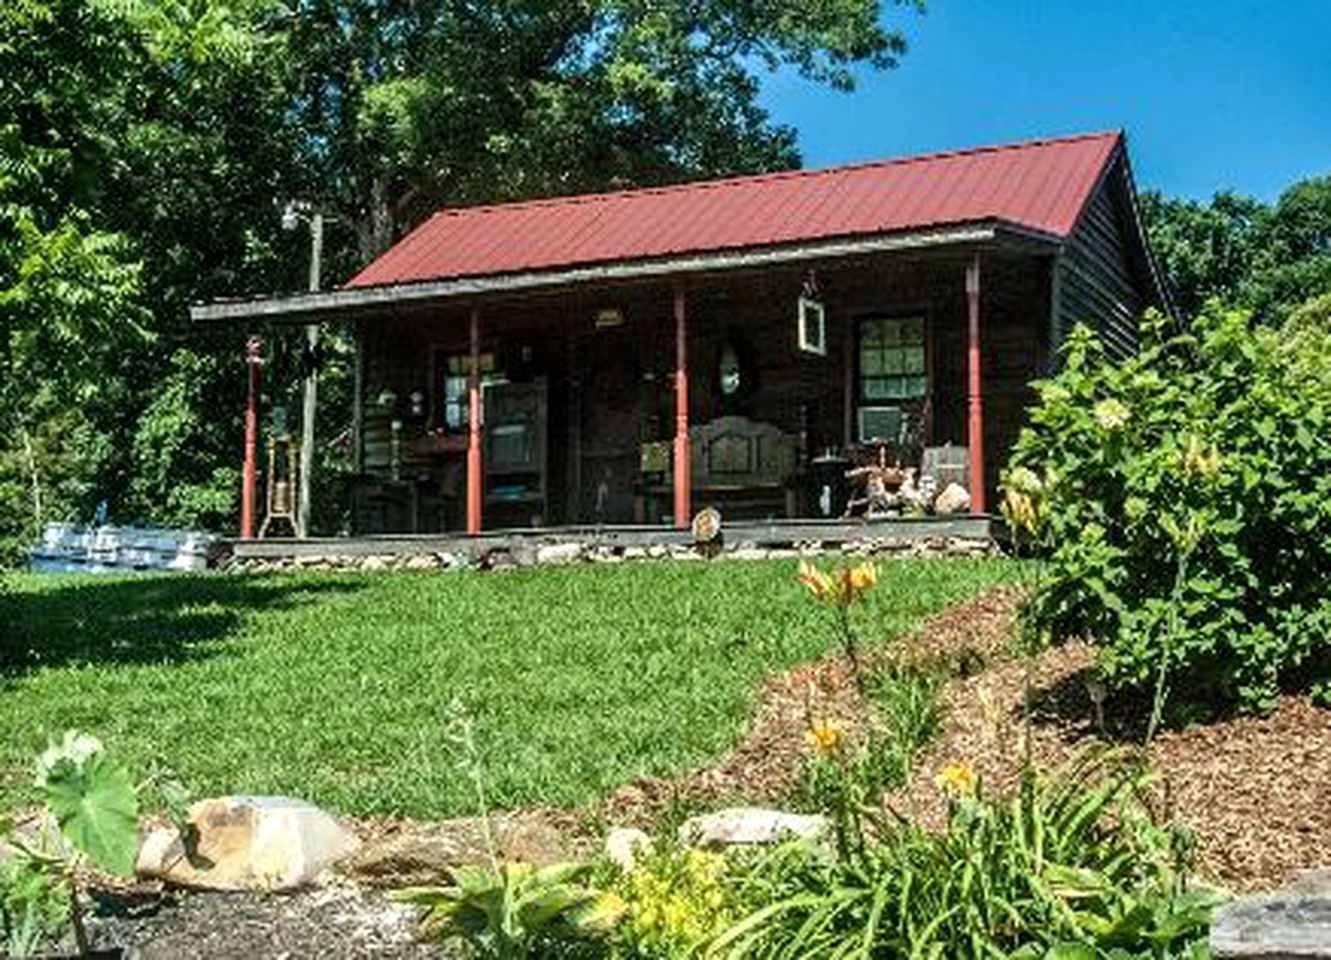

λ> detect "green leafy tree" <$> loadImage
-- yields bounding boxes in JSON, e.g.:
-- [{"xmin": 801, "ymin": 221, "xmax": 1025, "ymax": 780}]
[
  {"xmin": 1142, "ymin": 175, "xmax": 1331, "ymax": 320},
  {"xmin": 1139, "ymin": 189, "xmax": 1267, "ymax": 317},
  {"xmin": 1, "ymin": 0, "xmax": 921, "ymax": 552}
]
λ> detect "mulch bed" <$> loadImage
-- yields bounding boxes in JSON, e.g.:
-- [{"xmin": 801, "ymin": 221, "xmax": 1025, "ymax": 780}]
[
  {"xmin": 609, "ymin": 582, "xmax": 1331, "ymax": 892},
  {"xmin": 81, "ymin": 880, "xmax": 449, "ymax": 959}
]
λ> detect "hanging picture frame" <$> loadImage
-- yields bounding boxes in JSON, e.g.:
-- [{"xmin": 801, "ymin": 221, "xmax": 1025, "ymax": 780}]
[{"xmin": 797, "ymin": 295, "xmax": 826, "ymax": 355}]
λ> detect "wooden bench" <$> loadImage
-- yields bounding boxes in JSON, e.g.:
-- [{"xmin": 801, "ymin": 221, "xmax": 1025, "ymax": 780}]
[{"xmin": 637, "ymin": 415, "xmax": 800, "ymax": 522}]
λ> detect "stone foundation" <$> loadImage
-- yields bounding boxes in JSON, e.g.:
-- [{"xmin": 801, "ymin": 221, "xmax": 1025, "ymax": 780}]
[{"xmin": 224, "ymin": 534, "xmax": 999, "ymax": 574}]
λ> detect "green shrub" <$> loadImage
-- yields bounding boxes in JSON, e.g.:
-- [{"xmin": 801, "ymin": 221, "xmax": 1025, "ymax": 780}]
[
  {"xmin": 1008, "ymin": 305, "xmax": 1331, "ymax": 712},
  {"xmin": 713, "ymin": 748, "xmax": 1220, "ymax": 959}
]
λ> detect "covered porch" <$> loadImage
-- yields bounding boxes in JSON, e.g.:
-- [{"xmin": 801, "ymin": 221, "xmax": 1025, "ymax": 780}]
[
  {"xmin": 349, "ymin": 245, "xmax": 1038, "ymax": 535},
  {"xmin": 208, "ymin": 236, "xmax": 1053, "ymax": 541}
]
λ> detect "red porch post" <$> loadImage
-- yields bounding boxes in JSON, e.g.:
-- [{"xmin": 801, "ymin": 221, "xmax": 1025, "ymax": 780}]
[
  {"xmin": 466, "ymin": 307, "xmax": 483, "ymax": 535},
  {"xmin": 965, "ymin": 255, "xmax": 986, "ymax": 514},
  {"xmin": 673, "ymin": 288, "xmax": 691, "ymax": 528},
  {"xmin": 241, "ymin": 335, "xmax": 261, "ymax": 538}
]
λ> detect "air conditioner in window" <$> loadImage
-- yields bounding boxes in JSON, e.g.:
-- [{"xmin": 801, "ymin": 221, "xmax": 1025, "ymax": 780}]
[{"xmin": 858, "ymin": 405, "xmax": 903, "ymax": 444}]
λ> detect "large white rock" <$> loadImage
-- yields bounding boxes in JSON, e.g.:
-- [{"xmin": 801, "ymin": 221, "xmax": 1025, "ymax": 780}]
[
  {"xmin": 536, "ymin": 542, "xmax": 584, "ymax": 565},
  {"xmin": 136, "ymin": 796, "xmax": 359, "ymax": 892},
  {"xmin": 678, "ymin": 808, "xmax": 827, "ymax": 849},
  {"xmin": 933, "ymin": 482, "xmax": 972, "ymax": 515}
]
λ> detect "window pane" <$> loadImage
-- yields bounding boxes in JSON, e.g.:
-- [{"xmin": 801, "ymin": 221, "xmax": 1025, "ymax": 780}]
[
  {"xmin": 861, "ymin": 319, "xmax": 887, "ymax": 346},
  {"xmin": 908, "ymin": 375, "xmax": 928, "ymax": 397},
  {"xmin": 901, "ymin": 317, "xmax": 925, "ymax": 344},
  {"xmin": 883, "ymin": 349, "xmax": 904, "ymax": 375},
  {"xmin": 864, "ymin": 378, "xmax": 892, "ymax": 400},
  {"xmin": 903, "ymin": 346, "xmax": 926, "ymax": 373},
  {"xmin": 860, "ymin": 348, "xmax": 883, "ymax": 375}
]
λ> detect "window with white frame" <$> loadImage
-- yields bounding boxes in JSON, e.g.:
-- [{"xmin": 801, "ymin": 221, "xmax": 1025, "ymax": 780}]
[{"xmin": 858, "ymin": 316, "xmax": 926, "ymax": 402}]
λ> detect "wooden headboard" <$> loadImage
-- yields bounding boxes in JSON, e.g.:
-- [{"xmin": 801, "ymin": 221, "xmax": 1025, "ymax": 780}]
[{"xmin": 689, "ymin": 416, "xmax": 798, "ymax": 490}]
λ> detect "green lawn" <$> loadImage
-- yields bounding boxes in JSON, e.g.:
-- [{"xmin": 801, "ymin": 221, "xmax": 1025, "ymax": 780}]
[{"xmin": 1, "ymin": 557, "xmax": 1016, "ymax": 818}]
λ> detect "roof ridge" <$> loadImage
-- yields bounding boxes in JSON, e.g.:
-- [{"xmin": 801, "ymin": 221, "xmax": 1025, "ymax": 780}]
[{"xmin": 424, "ymin": 129, "xmax": 1123, "ymax": 222}]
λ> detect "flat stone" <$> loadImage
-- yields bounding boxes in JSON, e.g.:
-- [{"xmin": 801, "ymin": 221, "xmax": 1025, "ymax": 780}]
[
  {"xmin": 678, "ymin": 808, "xmax": 827, "ymax": 849},
  {"xmin": 536, "ymin": 542, "xmax": 584, "ymax": 565},
  {"xmin": 136, "ymin": 796, "xmax": 359, "ymax": 892},
  {"xmin": 729, "ymin": 546, "xmax": 769, "ymax": 561},
  {"xmin": 604, "ymin": 827, "xmax": 652, "ymax": 873},
  {"xmin": 343, "ymin": 813, "xmax": 572, "ymax": 887},
  {"xmin": 1212, "ymin": 871, "xmax": 1331, "ymax": 958}
]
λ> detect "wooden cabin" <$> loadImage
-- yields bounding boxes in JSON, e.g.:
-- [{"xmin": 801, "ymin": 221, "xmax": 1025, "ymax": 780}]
[{"xmin": 195, "ymin": 130, "xmax": 1165, "ymax": 538}]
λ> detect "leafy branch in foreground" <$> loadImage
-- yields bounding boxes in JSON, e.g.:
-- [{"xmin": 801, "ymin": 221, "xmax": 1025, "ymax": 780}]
[{"xmin": 2, "ymin": 731, "xmax": 139, "ymax": 957}]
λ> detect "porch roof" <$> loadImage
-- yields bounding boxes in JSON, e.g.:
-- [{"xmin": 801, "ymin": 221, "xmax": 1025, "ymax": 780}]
[
  {"xmin": 351, "ymin": 130, "xmax": 1119, "ymax": 289},
  {"xmin": 192, "ymin": 130, "xmax": 1123, "ymax": 324}
]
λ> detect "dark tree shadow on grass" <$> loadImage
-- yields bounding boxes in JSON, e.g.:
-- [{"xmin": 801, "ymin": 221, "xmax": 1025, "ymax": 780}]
[{"xmin": 0, "ymin": 574, "xmax": 363, "ymax": 679}]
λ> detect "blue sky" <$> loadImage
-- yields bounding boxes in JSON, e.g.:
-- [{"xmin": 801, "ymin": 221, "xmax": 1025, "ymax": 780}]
[{"xmin": 759, "ymin": 1, "xmax": 1331, "ymax": 202}]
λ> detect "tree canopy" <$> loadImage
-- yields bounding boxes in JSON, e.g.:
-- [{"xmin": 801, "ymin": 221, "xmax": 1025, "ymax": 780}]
[
  {"xmin": 0, "ymin": 0, "xmax": 920, "ymax": 559},
  {"xmin": 1141, "ymin": 175, "xmax": 1331, "ymax": 320}
]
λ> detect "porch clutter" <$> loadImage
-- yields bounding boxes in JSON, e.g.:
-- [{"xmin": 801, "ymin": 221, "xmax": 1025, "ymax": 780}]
[{"xmin": 933, "ymin": 481, "xmax": 973, "ymax": 515}]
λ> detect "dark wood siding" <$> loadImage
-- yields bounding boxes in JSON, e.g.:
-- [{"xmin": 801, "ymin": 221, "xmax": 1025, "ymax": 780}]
[{"xmin": 1056, "ymin": 159, "xmax": 1152, "ymax": 360}]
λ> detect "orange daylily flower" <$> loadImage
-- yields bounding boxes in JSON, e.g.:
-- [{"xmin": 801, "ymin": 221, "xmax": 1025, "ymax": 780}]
[
  {"xmin": 804, "ymin": 721, "xmax": 843, "ymax": 754},
  {"xmin": 934, "ymin": 759, "xmax": 978, "ymax": 796}
]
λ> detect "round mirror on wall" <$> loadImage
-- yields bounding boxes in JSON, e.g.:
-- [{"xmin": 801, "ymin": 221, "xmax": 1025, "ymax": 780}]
[{"xmin": 719, "ymin": 340, "xmax": 742, "ymax": 395}]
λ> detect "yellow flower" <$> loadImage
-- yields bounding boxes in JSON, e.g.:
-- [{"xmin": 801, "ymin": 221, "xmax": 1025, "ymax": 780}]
[
  {"xmin": 1180, "ymin": 435, "xmax": 1219, "ymax": 478},
  {"xmin": 934, "ymin": 759, "xmax": 977, "ymax": 796},
  {"xmin": 841, "ymin": 561, "xmax": 877, "ymax": 599},
  {"xmin": 1093, "ymin": 398, "xmax": 1131, "ymax": 430},
  {"xmin": 1001, "ymin": 467, "xmax": 1045, "ymax": 536},
  {"xmin": 804, "ymin": 721, "xmax": 843, "ymax": 754},
  {"xmin": 1002, "ymin": 489, "xmax": 1038, "ymax": 535},
  {"xmin": 797, "ymin": 561, "xmax": 834, "ymax": 600}
]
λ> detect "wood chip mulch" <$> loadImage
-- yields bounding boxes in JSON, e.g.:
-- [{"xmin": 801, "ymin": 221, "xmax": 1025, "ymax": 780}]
[
  {"xmin": 609, "ymin": 582, "xmax": 1331, "ymax": 892},
  {"xmin": 600, "ymin": 586, "xmax": 1025, "ymax": 825},
  {"xmin": 887, "ymin": 624, "xmax": 1331, "ymax": 893}
]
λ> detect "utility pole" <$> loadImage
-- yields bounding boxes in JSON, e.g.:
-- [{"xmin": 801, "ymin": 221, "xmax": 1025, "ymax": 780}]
[{"xmin": 297, "ymin": 211, "xmax": 323, "ymax": 539}]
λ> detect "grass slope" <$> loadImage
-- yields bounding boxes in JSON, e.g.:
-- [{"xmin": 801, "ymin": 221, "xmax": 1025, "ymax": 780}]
[{"xmin": 1, "ymin": 558, "xmax": 1015, "ymax": 818}]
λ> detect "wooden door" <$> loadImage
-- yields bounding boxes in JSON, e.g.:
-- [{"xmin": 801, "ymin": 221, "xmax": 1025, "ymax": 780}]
[{"xmin": 574, "ymin": 324, "xmax": 641, "ymax": 523}]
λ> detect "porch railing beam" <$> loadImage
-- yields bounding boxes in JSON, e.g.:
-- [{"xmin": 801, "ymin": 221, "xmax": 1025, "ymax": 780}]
[
  {"xmin": 467, "ymin": 307, "xmax": 483, "ymax": 535},
  {"xmin": 673, "ymin": 288, "xmax": 691, "ymax": 528},
  {"xmin": 965, "ymin": 254, "xmax": 986, "ymax": 514},
  {"xmin": 241, "ymin": 335, "xmax": 262, "ymax": 539}
]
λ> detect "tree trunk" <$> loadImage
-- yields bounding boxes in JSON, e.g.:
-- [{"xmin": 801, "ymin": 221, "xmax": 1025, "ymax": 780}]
[
  {"xmin": 356, "ymin": 175, "xmax": 395, "ymax": 264},
  {"xmin": 19, "ymin": 423, "xmax": 43, "ymax": 532}
]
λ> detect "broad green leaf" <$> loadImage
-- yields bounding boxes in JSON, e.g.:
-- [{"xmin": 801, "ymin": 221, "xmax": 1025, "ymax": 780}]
[{"xmin": 40, "ymin": 752, "xmax": 139, "ymax": 875}]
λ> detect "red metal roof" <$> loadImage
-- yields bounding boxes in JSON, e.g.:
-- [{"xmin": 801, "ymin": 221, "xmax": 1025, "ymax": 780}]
[{"xmin": 347, "ymin": 131, "xmax": 1122, "ymax": 289}]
